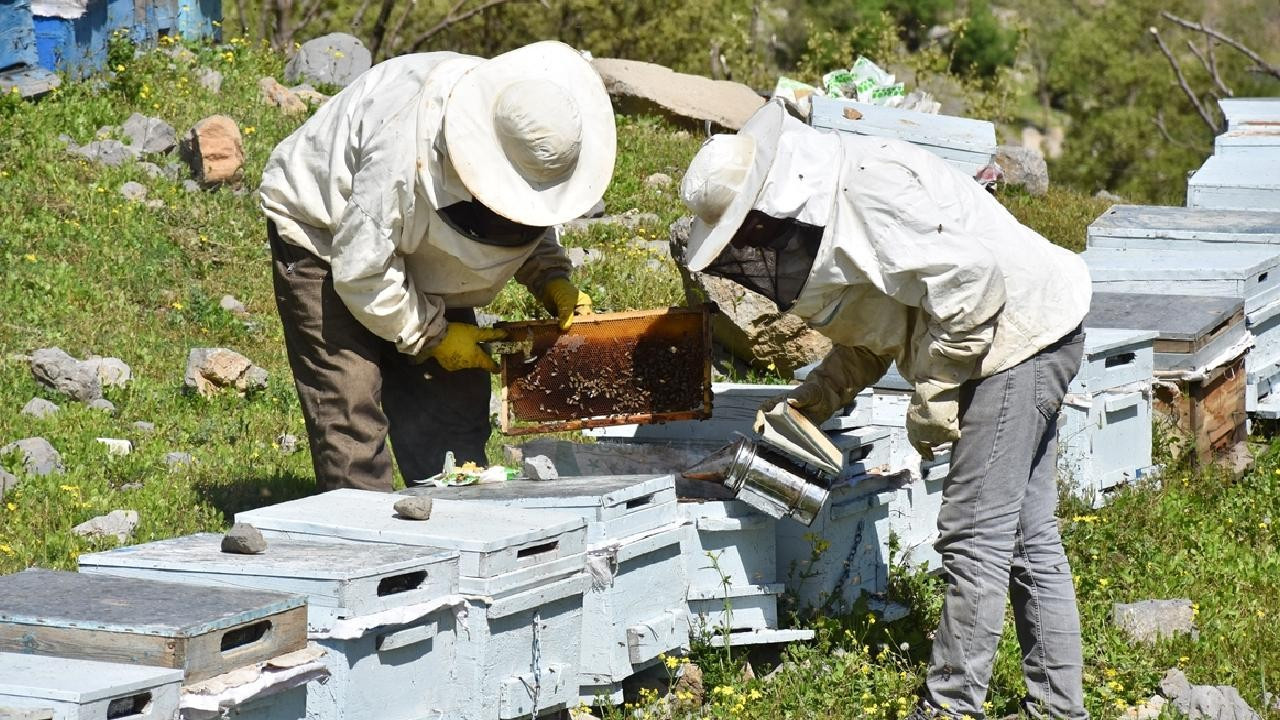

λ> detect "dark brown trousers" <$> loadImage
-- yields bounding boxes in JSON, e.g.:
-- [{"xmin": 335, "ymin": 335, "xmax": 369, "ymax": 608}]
[{"xmin": 270, "ymin": 223, "xmax": 491, "ymax": 492}]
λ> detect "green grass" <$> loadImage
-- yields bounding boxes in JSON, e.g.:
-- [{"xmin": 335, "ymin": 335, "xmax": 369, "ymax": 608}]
[{"xmin": 3, "ymin": 36, "xmax": 1279, "ymax": 720}]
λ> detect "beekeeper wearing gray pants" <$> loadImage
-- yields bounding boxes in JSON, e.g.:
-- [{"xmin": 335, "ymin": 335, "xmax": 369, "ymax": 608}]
[
  {"xmin": 260, "ymin": 42, "xmax": 610, "ymax": 492},
  {"xmin": 679, "ymin": 99, "xmax": 1092, "ymax": 720}
]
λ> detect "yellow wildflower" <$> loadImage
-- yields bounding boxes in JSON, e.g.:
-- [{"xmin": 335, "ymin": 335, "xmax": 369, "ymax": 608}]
[{"xmin": 0, "ymin": 544, "xmax": 13, "ymax": 556}]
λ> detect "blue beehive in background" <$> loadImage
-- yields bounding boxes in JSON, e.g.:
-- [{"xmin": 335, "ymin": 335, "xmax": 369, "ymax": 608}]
[{"xmin": 0, "ymin": 0, "xmax": 59, "ymax": 95}]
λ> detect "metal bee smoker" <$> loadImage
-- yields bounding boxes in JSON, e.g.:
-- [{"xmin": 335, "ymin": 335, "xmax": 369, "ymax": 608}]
[{"xmin": 682, "ymin": 435, "xmax": 830, "ymax": 526}]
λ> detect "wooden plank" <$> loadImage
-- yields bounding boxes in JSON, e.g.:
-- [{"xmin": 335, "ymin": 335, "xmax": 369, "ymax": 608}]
[
  {"xmin": 177, "ymin": 604, "xmax": 308, "ymax": 682},
  {"xmin": 1153, "ymin": 354, "xmax": 1247, "ymax": 462},
  {"xmin": 1087, "ymin": 204, "xmax": 1280, "ymax": 247},
  {"xmin": 1086, "ymin": 292, "xmax": 1243, "ymax": 349},
  {"xmin": 0, "ymin": 621, "xmax": 180, "ymax": 670}
]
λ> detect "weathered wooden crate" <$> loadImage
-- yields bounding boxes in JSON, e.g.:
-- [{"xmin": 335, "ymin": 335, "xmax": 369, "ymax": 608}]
[
  {"xmin": 0, "ymin": 652, "xmax": 183, "ymax": 720},
  {"xmin": 0, "ymin": 569, "xmax": 306, "ymax": 683},
  {"xmin": 1087, "ymin": 293, "xmax": 1248, "ymax": 460},
  {"xmin": 236, "ymin": 489, "xmax": 589, "ymax": 720},
  {"xmin": 400, "ymin": 476, "xmax": 686, "ymax": 703},
  {"xmin": 1187, "ymin": 154, "xmax": 1280, "ymax": 212},
  {"xmin": 1086, "ymin": 204, "xmax": 1280, "ymax": 250},
  {"xmin": 79, "ymin": 534, "xmax": 461, "ymax": 720},
  {"xmin": 1082, "ymin": 246, "xmax": 1280, "ymax": 314},
  {"xmin": 808, "ymin": 95, "xmax": 997, "ymax": 176}
]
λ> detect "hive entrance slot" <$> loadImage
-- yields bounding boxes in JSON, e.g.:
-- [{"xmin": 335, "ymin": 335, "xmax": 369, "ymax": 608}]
[
  {"xmin": 106, "ymin": 691, "xmax": 151, "ymax": 719},
  {"xmin": 517, "ymin": 541, "xmax": 559, "ymax": 561},
  {"xmin": 625, "ymin": 494, "xmax": 654, "ymax": 509},
  {"xmin": 378, "ymin": 570, "xmax": 427, "ymax": 596},
  {"xmin": 1105, "ymin": 352, "xmax": 1136, "ymax": 368},
  {"xmin": 221, "ymin": 620, "xmax": 271, "ymax": 652},
  {"xmin": 1260, "ymin": 272, "xmax": 1269, "ymax": 283}
]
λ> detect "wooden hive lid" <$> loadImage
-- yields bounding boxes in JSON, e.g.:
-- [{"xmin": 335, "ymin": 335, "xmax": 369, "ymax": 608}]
[
  {"xmin": 1082, "ymin": 327, "xmax": 1159, "ymax": 357},
  {"xmin": 0, "ymin": 652, "xmax": 184, "ymax": 703},
  {"xmin": 1086, "ymin": 292, "xmax": 1243, "ymax": 351},
  {"xmin": 1083, "ymin": 244, "xmax": 1280, "ymax": 279},
  {"xmin": 809, "ymin": 95, "xmax": 996, "ymax": 152},
  {"xmin": 1088, "ymin": 204, "xmax": 1280, "ymax": 244},
  {"xmin": 1190, "ymin": 154, "xmax": 1280, "ymax": 191},
  {"xmin": 399, "ymin": 475, "xmax": 673, "ymax": 512}
]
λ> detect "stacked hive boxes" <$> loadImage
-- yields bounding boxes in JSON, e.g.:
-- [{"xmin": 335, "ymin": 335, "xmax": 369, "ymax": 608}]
[
  {"xmin": 1188, "ymin": 98, "xmax": 1280, "ymax": 212},
  {"xmin": 398, "ymin": 476, "xmax": 690, "ymax": 705},
  {"xmin": 237, "ymin": 489, "xmax": 589, "ymax": 720},
  {"xmin": 79, "ymin": 535, "xmax": 462, "ymax": 720}
]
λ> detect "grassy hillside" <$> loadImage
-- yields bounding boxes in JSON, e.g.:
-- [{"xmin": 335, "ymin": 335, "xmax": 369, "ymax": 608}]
[{"xmin": 1, "ymin": 38, "xmax": 1278, "ymax": 720}]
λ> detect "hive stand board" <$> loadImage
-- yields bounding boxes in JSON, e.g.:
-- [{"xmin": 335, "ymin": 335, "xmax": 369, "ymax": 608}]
[
  {"xmin": 0, "ymin": 569, "xmax": 306, "ymax": 683},
  {"xmin": 1187, "ymin": 154, "xmax": 1280, "ymax": 212},
  {"xmin": 1082, "ymin": 246, "xmax": 1280, "ymax": 313},
  {"xmin": 236, "ymin": 489, "xmax": 588, "ymax": 597},
  {"xmin": 1085, "ymin": 293, "xmax": 1247, "ymax": 375},
  {"xmin": 1086, "ymin": 205, "xmax": 1280, "ymax": 250},
  {"xmin": 0, "ymin": 652, "xmax": 183, "ymax": 720}
]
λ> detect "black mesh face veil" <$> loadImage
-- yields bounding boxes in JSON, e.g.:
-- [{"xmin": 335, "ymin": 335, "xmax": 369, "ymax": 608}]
[
  {"xmin": 438, "ymin": 200, "xmax": 547, "ymax": 247},
  {"xmin": 702, "ymin": 209, "xmax": 823, "ymax": 311}
]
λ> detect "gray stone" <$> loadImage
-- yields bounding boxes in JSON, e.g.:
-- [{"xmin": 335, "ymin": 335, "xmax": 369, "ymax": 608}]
[
  {"xmin": 139, "ymin": 161, "xmax": 164, "ymax": 179},
  {"xmin": 87, "ymin": 398, "xmax": 117, "ymax": 415},
  {"xmin": 82, "ymin": 356, "xmax": 132, "ymax": 388},
  {"xmin": 1113, "ymin": 599, "xmax": 1196, "ymax": 644},
  {"xmin": 393, "ymin": 496, "xmax": 433, "ymax": 521},
  {"xmin": 164, "ymin": 46, "xmax": 198, "ymax": 65},
  {"xmin": 96, "ymin": 437, "xmax": 132, "ymax": 456},
  {"xmin": 1096, "ymin": 189, "xmax": 1125, "ymax": 203},
  {"xmin": 562, "ymin": 209, "xmax": 661, "ymax": 235},
  {"xmin": 0, "ymin": 468, "xmax": 18, "ymax": 499},
  {"xmin": 122, "ymin": 113, "xmax": 177, "ymax": 156},
  {"xmin": 259, "ymin": 76, "xmax": 307, "ymax": 115},
  {"xmin": 131, "ymin": 421, "xmax": 156, "ymax": 434},
  {"xmin": 582, "ymin": 199, "xmax": 606, "ymax": 218},
  {"xmin": 1125, "ymin": 696, "xmax": 1166, "ymax": 720},
  {"xmin": 290, "ymin": 83, "xmax": 330, "ymax": 106},
  {"xmin": 995, "ymin": 145, "xmax": 1049, "ymax": 196},
  {"xmin": 501, "ymin": 444, "xmax": 524, "ymax": 467},
  {"xmin": 0, "ymin": 437, "xmax": 64, "ymax": 476},
  {"xmin": 521, "ymin": 455, "xmax": 559, "ymax": 480},
  {"xmin": 284, "ymin": 33, "xmax": 372, "ymax": 88},
  {"xmin": 119, "ymin": 181, "xmax": 147, "ymax": 201},
  {"xmin": 197, "ymin": 68, "xmax": 223, "ymax": 94},
  {"xmin": 219, "ymin": 294, "xmax": 247, "ymax": 315},
  {"xmin": 644, "ymin": 172, "xmax": 673, "ymax": 188},
  {"xmin": 592, "ymin": 57, "xmax": 765, "ymax": 131},
  {"xmin": 565, "ymin": 247, "xmax": 603, "ymax": 268},
  {"xmin": 69, "ymin": 139, "xmax": 132, "ymax": 167},
  {"xmin": 221, "ymin": 522, "xmax": 268, "ymax": 554},
  {"xmin": 183, "ymin": 179, "xmax": 201, "ymax": 193},
  {"xmin": 185, "ymin": 348, "xmax": 268, "ymax": 396},
  {"xmin": 277, "ymin": 433, "xmax": 299, "ymax": 454},
  {"xmin": 1161, "ymin": 669, "xmax": 1261, "ymax": 720},
  {"xmin": 30, "ymin": 347, "xmax": 102, "ymax": 402},
  {"xmin": 164, "ymin": 451, "xmax": 193, "ymax": 468},
  {"xmin": 72, "ymin": 509, "xmax": 139, "ymax": 542},
  {"xmin": 670, "ymin": 217, "xmax": 831, "ymax": 377},
  {"xmin": 21, "ymin": 397, "xmax": 59, "ymax": 419},
  {"xmin": 119, "ymin": 482, "xmax": 144, "ymax": 491},
  {"xmin": 145, "ymin": 199, "xmax": 165, "ymax": 210}
]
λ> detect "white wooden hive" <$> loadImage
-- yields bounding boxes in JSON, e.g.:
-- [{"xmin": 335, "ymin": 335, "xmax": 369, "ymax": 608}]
[
  {"xmin": 235, "ymin": 488, "xmax": 587, "ymax": 597},
  {"xmin": 1082, "ymin": 245, "xmax": 1280, "ymax": 314},
  {"xmin": 1086, "ymin": 205, "xmax": 1280, "ymax": 250},
  {"xmin": 1085, "ymin": 293, "xmax": 1248, "ymax": 377},
  {"xmin": 808, "ymin": 95, "xmax": 997, "ymax": 176},
  {"xmin": 888, "ymin": 460, "xmax": 948, "ymax": 573},
  {"xmin": 79, "ymin": 534, "xmax": 461, "ymax": 720},
  {"xmin": 1070, "ymin": 328, "xmax": 1158, "ymax": 395},
  {"xmin": 1187, "ymin": 154, "xmax": 1280, "ymax": 212},
  {"xmin": 1215, "ymin": 97, "xmax": 1280, "ymax": 156},
  {"xmin": 0, "ymin": 652, "xmax": 183, "ymax": 720},
  {"xmin": 1059, "ymin": 387, "xmax": 1156, "ymax": 508}
]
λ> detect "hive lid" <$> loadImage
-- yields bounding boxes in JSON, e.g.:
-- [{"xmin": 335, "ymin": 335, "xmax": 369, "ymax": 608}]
[
  {"xmin": 1220, "ymin": 97, "xmax": 1280, "ymax": 129},
  {"xmin": 0, "ymin": 652, "xmax": 183, "ymax": 703},
  {"xmin": 236, "ymin": 489, "xmax": 585, "ymax": 555},
  {"xmin": 1088, "ymin": 204, "xmax": 1280, "ymax": 244},
  {"xmin": 1083, "ymin": 245, "xmax": 1280, "ymax": 279},
  {"xmin": 1086, "ymin": 292, "xmax": 1242, "ymax": 342},
  {"xmin": 1082, "ymin": 327, "xmax": 1159, "ymax": 356},
  {"xmin": 1189, "ymin": 154, "xmax": 1280, "ymax": 191},
  {"xmin": 400, "ymin": 474, "xmax": 672, "ymax": 511},
  {"xmin": 0, "ymin": 569, "xmax": 303, "ymax": 636},
  {"xmin": 809, "ymin": 95, "xmax": 996, "ymax": 153}
]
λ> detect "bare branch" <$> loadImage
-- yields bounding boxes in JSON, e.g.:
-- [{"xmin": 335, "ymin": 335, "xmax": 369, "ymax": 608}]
[
  {"xmin": 294, "ymin": 0, "xmax": 325, "ymax": 38},
  {"xmin": 385, "ymin": 0, "xmax": 424, "ymax": 56},
  {"xmin": 367, "ymin": 0, "xmax": 403, "ymax": 60},
  {"xmin": 350, "ymin": 0, "xmax": 375, "ymax": 30},
  {"xmin": 1153, "ymin": 109, "xmax": 1197, "ymax": 149},
  {"xmin": 1205, "ymin": 36, "xmax": 1231, "ymax": 97},
  {"xmin": 1185, "ymin": 39, "xmax": 1232, "ymax": 98},
  {"xmin": 233, "ymin": 0, "xmax": 248, "ymax": 37},
  {"xmin": 1161, "ymin": 11, "xmax": 1280, "ymax": 81},
  {"xmin": 409, "ymin": 0, "xmax": 540, "ymax": 53},
  {"xmin": 1149, "ymin": 26, "xmax": 1220, "ymax": 133}
]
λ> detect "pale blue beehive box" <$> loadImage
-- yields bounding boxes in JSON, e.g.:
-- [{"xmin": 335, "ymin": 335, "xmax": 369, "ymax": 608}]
[
  {"xmin": 1215, "ymin": 97, "xmax": 1280, "ymax": 156},
  {"xmin": 236, "ymin": 489, "xmax": 589, "ymax": 720},
  {"xmin": 400, "ymin": 476, "xmax": 685, "ymax": 705},
  {"xmin": 1187, "ymin": 154, "xmax": 1280, "ymax": 212},
  {"xmin": 1082, "ymin": 245, "xmax": 1280, "ymax": 314},
  {"xmin": 0, "ymin": 652, "xmax": 183, "ymax": 720},
  {"xmin": 79, "ymin": 534, "xmax": 461, "ymax": 720},
  {"xmin": 1086, "ymin": 205, "xmax": 1280, "ymax": 250}
]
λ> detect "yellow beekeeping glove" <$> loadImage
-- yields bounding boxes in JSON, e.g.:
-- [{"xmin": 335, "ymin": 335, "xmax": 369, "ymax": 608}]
[
  {"xmin": 422, "ymin": 323, "xmax": 508, "ymax": 373},
  {"xmin": 538, "ymin": 277, "xmax": 593, "ymax": 330}
]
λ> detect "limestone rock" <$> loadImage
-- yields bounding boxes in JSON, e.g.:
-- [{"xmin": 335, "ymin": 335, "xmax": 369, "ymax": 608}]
[
  {"xmin": 645, "ymin": 172, "xmax": 673, "ymax": 188},
  {"xmin": 393, "ymin": 496, "xmax": 433, "ymax": 521},
  {"xmin": 219, "ymin": 294, "xmax": 247, "ymax": 315},
  {"xmin": 0, "ymin": 468, "xmax": 18, "ymax": 499},
  {"xmin": 82, "ymin": 356, "xmax": 132, "ymax": 387},
  {"xmin": 1126, "ymin": 696, "xmax": 1167, "ymax": 720},
  {"xmin": 582, "ymin": 199, "xmax": 606, "ymax": 218},
  {"xmin": 670, "ymin": 217, "xmax": 831, "ymax": 377},
  {"xmin": 284, "ymin": 33, "xmax": 372, "ymax": 88},
  {"xmin": 21, "ymin": 397, "xmax": 59, "ymax": 419},
  {"xmin": 87, "ymin": 398, "xmax": 117, "ymax": 415},
  {"xmin": 521, "ymin": 455, "xmax": 558, "ymax": 480},
  {"xmin": 96, "ymin": 437, "xmax": 132, "ymax": 456},
  {"xmin": 131, "ymin": 421, "xmax": 156, "ymax": 434},
  {"xmin": 1161, "ymin": 669, "xmax": 1261, "ymax": 720},
  {"xmin": 222, "ymin": 523, "xmax": 268, "ymax": 554},
  {"xmin": 119, "ymin": 181, "xmax": 147, "ymax": 202},
  {"xmin": 561, "ymin": 209, "xmax": 661, "ymax": 235},
  {"xmin": 197, "ymin": 68, "xmax": 223, "ymax": 94},
  {"xmin": 164, "ymin": 451, "xmax": 194, "ymax": 468},
  {"xmin": 73, "ymin": 509, "xmax": 139, "ymax": 542},
  {"xmin": 69, "ymin": 139, "xmax": 131, "ymax": 167},
  {"xmin": 184, "ymin": 348, "xmax": 268, "ymax": 396},
  {"xmin": 183, "ymin": 179, "xmax": 201, "ymax": 193},
  {"xmin": 277, "ymin": 433, "xmax": 299, "ymax": 454},
  {"xmin": 1096, "ymin": 189, "xmax": 1126, "ymax": 204},
  {"xmin": 30, "ymin": 347, "xmax": 102, "ymax": 402},
  {"xmin": 185, "ymin": 115, "xmax": 245, "ymax": 187},
  {"xmin": 122, "ymin": 113, "xmax": 177, "ymax": 156},
  {"xmin": 0, "ymin": 437, "xmax": 64, "ymax": 476},
  {"xmin": 673, "ymin": 661, "xmax": 705, "ymax": 707},
  {"xmin": 290, "ymin": 84, "xmax": 330, "ymax": 106},
  {"xmin": 1113, "ymin": 599, "xmax": 1196, "ymax": 644},
  {"xmin": 565, "ymin": 247, "xmax": 603, "ymax": 268},
  {"xmin": 259, "ymin": 76, "xmax": 307, "ymax": 115},
  {"xmin": 593, "ymin": 58, "xmax": 765, "ymax": 131},
  {"xmin": 995, "ymin": 145, "xmax": 1049, "ymax": 196}
]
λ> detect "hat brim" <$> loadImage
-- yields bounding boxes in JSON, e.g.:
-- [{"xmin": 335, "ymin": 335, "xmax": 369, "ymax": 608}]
[
  {"xmin": 685, "ymin": 99, "xmax": 788, "ymax": 272},
  {"xmin": 444, "ymin": 41, "xmax": 617, "ymax": 228}
]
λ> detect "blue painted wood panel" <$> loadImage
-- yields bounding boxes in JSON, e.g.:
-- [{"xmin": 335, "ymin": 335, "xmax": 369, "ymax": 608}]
[{"xmin": 0, "ymin": 0, "xmax": 38, "ymax": 70}]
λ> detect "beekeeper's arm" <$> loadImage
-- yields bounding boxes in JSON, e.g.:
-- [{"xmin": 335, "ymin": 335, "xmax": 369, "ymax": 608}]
[
  {"xmin": 514, "ymin": 227, "xmax": 593, "ymax": 330},
  {"xmin": 778, "ymin": 345, "xmax": 893, "ymax": 425}
]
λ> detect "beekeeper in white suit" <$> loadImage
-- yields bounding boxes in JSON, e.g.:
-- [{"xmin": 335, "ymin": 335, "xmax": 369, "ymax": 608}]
[
  {"xmin": 259, "ymin": 41, "xmax": 611, "ymax": 493},
  {"xmin": 679, "ymin": 99, "xmax": 1092, "ymax": 720}
]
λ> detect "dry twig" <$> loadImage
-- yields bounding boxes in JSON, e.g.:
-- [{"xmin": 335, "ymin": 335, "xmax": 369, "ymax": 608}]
[
  {"xmin": 409, "ymin": 0, "xmax": 544, "ymax": 52},
  {"xmin": 1160, "ymin": 11, "xmax": 1280, "ymax": 81},
  {"xmin": 1149, "ymin": 26, "xmax": 1220, "ymax": 133}
]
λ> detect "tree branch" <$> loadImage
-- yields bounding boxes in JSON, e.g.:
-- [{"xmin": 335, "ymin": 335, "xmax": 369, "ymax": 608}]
[
  {"xmin": 294, "ymin": 0, "xmax": 325, "ymax": 39},
  {"xmin": 1149, "ymin": 26, "xmax": 1220, "ymax": 133},
  {"xmin": 1153, "ymin": 109, "xmax": 1197, "ymax": 149},
  {"xmin": 409, "ymin": 0, "xmax": 541, "ymax": 53},
  {"xmin": 1185, "ymin": 39, "xmax": 1232, "ymax": 98},
  {"xmin": 367, "ymin": 0, "xmax": 403, "ymax": 60},
  {"xmin": 384, "ymin": 0, "xmax": 422, "ymax": 57},
  {"xmin": 1161, "ymin": 11, "xmax": 1280, "ymax": 81}
]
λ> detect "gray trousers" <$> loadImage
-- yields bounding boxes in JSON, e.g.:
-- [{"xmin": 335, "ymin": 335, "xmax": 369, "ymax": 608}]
[
  {"xmin": 922, "ymin": 327, "xmax": 1087, "ymax": 720},
  {"xmin": 270, "ymin": 224, "xmax": 491, "ymax": 492}
]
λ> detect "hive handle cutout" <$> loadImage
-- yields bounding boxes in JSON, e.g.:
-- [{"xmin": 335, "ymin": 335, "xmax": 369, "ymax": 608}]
[
  {"xmin": 220, "ymin": 620, "xmax": 272, "ymax": 653},
  {"xmin": 106, "ymin": 691, "xmax": 152, "ymax": 720},
  {"xmin": 377, "ymin": 570, "xmax": 427, "ymax": 596}
]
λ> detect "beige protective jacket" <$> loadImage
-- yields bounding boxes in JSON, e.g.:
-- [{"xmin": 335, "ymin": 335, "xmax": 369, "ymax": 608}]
[
  {"xmin": 773, "ymin": 120, "xmax": 1091, "ymax": 407},
  {"xmin": 259, "ymin": 53, "xmax": 573, "ymax": 356}
]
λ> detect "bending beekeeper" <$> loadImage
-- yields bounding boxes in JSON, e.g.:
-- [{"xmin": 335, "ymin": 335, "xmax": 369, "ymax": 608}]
[
  {"xmin": 259, "ymin": 41, "xmax": 610, "ymax": 492},
  {"xmin": 679, "ymin": 99, "xmax": 1092, "ymax": 720}
]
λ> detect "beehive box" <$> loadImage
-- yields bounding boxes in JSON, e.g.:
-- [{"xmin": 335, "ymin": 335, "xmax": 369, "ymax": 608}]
[
  {"xmin": 400, "ymin": 476, "xmax": 687, "ymax": 703},
  {"xmin": 891, "ymin": 459, "xmax": 948, "ymax": 572},
  {"xmin": 0, "ymin": 652, "xmax": 183, "ymax": 720},
  {"xmin": 808, "ymin": 95, "xmax": 997, "ymax": 176},
  {"xmin": 79, "ymin": 534, "xmax": 461, "ymax": 720},
  {"xmin": 1087, "ymin": 293, "xmax": 1248, "ymax": 460},
  {"xmin": 0, "ymin": 0, "xmax": 60, "ymax": 97},
  {"xmin": 1068, "ymin": 328, "xmax": 1158, "ymax": 395},
  {"xmin": 177, "ymin": 644, "xmax": 328, "ymax": 720},
  {"xmin": 1187, "ymin": 154, "xmax": 1280, "ymax": 212},
  {"xmin": 0, "ymin": 569, "xmax": 306, "ymax": 683},
  {"xmin": 1086, "ymin": 205, "xmax": 1280, "ymax": 251},
  {"xmin": 1246, "ymin": 299, "xmax": 1280, "ymax": 415},
  {"xmin": 1082, "ymin": 245, "xmax": 1280, "ymax": 314},
  {"xmin": 1215, "ymin": 97, "xmax": 1280, "ymax": 155},
  {"xmin": 236, "ymin": 489, "xmax": 588, "ymax": 720}
]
